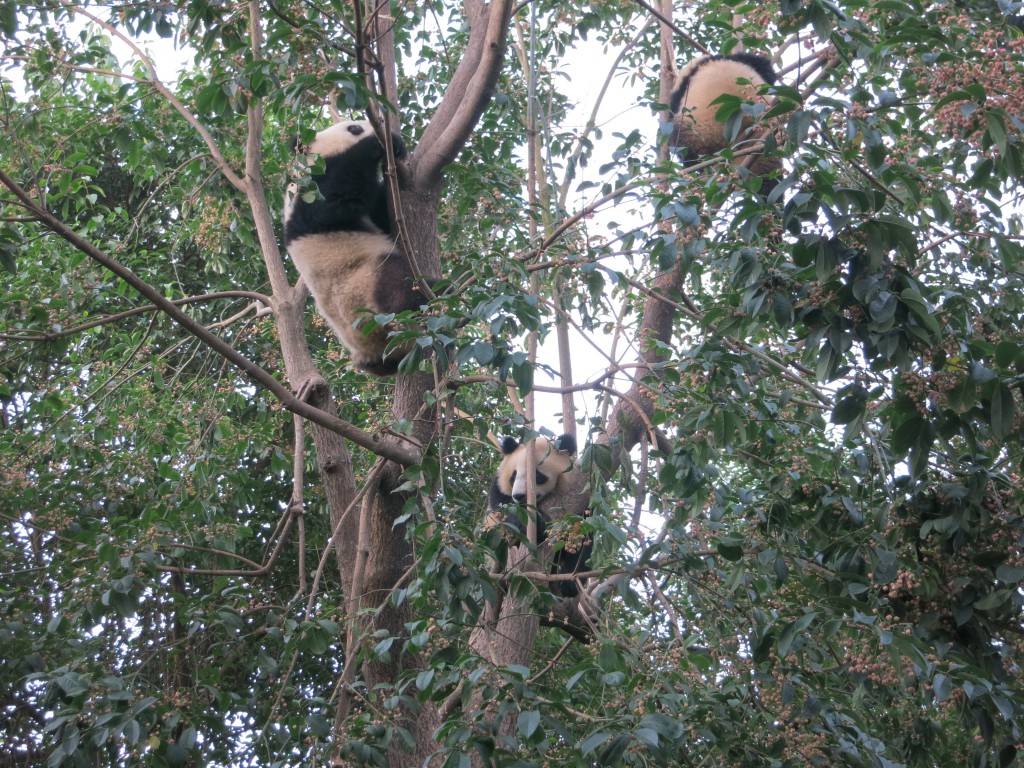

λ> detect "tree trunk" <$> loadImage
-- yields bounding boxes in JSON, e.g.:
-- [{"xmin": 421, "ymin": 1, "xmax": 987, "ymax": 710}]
[{"xmin": 327, "ymin": 1, "xmax": 514, "ymax": 761}]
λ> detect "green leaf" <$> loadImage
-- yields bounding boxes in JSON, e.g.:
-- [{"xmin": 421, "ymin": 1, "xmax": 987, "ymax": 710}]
[
  {"xmin": 777, "ymin": 622, "xmax": 798, "ymax": 658},
  {"xmin": 512, "ymin": 360, "xmax": 534, "ymax": 394},
  {"xmin": 786, "ymin": 109, "xmax": 814, "ymax": 145},
  {"xmin": 715, "ymin": 536, "xmax": 745, "ymax": 562},
  {"xmin": 598, "ymin": 643, "xmax": 623, "ymax": 673},
  {"xmin": 971, "ymin": 362, "xmax": 998, "ymax": 384},
  {"xmin": 634, "ymin": 728, "xmax": 659, "ymax": 748},
  {"xmin": 517, "ymin": 710, "xmax": 540, "ymax": 738},
  {"xmin": 909, "ymin": 423, "xmax": 935, "ymax": 478},
  {"xmin": 868, "ymin": 291, "xmax": 898, "ymax": 327},
  {"xmin": 165, "ymin": 744, "xmax": 190, "ymax": 767},
  {"xmin": 996, "ymin": 565, "xmax": 1024, "ymax": 584},
  {"xmin": 0, "ymin": 243, "xmax": 15, "ymax": 273},
  {"xmin": 581, "ymin": 731, "xmax": 611, "ymax": 756},
  {"xmin": 990, "ymin": 382, "xmax": 1015, "ymax": 441},
  {"xmin": 891, "ymin": 414, "xmax": 926, "ymax": 457},
  {"xmin": 0, "ymin": 1, "xmax": 17, "ymax": 36},
  {"xmin": 984, "ymin": 111, "xmax": 1008, "ymax": 156},
  {"xmin": 772, "ymin": 292, "xmax": 794, "ymax": 326},
  {"xmin": 778, "ymin": 612, "xmax": 816, "ymax": 658},
  {"xmin": 831, "ymin": 392, "xmax": 866, "ymax": 425},
  {"xmin": 974, "ymin": 589, "xmax": 1011, "ymax": 611},
  {"xmin": 933, "ymin": 673, "xmax": 952, "ymax": 702},
  {"xmin": 56, "ymin": 671, "xmax": 89, "ymax": 696},
  {"xmin": 372, "ymin": 637, "xmax": 394, "ymax": 660},
  {"xmin": 598, "ymin": 734, "xmax": 630, "ymax": 765},
  {"xmin": 900, "ymin": 287, "xmax": 941, "ymax": 336},
  {"xmin": 947, "ymin": 377, "xmax": 976, "ymax": 413},
  {"xmin": 995, "ymin": 341, "xmax": 1020, "ymax": 368}
]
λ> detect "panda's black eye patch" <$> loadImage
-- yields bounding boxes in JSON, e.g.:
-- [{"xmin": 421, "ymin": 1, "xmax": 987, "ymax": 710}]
[
  {"xmin": 347, "ymin": 124, "xmax": 365, "ymax": 136},
  {"xmin": 536, "ymin": 471, "xmax": 549, "ymax": 485}
]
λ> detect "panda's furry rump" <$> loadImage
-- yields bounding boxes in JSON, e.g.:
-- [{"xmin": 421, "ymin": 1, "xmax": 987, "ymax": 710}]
[
  {"xmin": 286, "ymin": 230, "xmax": 425, "ymax": 376},
  {"xmin": 669, "ymin": 52, "xmax": 780, "ymax": 181}
]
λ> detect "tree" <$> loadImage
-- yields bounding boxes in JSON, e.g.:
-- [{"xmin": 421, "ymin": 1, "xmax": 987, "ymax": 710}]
[{"xmin": 2, "ymin": 0, "xmax": 1024, "ymax": 766}]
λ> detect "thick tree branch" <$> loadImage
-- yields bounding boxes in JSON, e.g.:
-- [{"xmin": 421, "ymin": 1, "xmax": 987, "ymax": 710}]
[
  {"xmin": 411, "ymin": 0, "xmax": 514, "ymax": 186},
  {"xmin": 0, "ymin": 169, "xmax": 421, "ymax": 467},
  {"xmin": 245, "ymin": 0, "xmax": 293, "ymax": 296},
  {"xmin": 598, "ymin": 0, "xmax": 681, "ymax": 451}
]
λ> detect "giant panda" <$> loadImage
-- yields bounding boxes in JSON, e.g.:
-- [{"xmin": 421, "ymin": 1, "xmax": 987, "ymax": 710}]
[
  {"xmin": 283, "ymin": 119, "xmax": 430, "ymax": 376},
  {"xmin": 668, "ymin": 52, "xmax": 781, "ymax": 186},
  {"xmin": 487, "ymin": 433, "xmax": 593, "ymax": 598}
]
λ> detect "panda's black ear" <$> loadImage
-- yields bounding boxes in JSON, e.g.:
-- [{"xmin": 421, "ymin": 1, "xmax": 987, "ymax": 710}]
[
  {"xmin": 500, "ymin": 436, "xmax": 520, "ymax": 455},
  {"xmin": 554, "ymin": 434, "xmax": 577, "ymax": 455}
]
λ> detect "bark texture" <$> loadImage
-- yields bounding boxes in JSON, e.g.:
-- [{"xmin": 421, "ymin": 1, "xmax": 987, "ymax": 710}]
[{"xmin": 327, "ymin": 2, "xmax": 516, "ymax": 763}]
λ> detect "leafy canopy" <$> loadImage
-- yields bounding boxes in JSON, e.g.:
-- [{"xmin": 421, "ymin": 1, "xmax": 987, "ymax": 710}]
[{"xmin": 2, "ymin": 0, "xmax": 1024, "ymax": 767}]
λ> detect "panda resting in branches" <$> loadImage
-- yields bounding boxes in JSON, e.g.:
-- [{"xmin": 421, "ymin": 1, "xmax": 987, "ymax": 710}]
[
  {"xmin": 487, "ymin": 433, "xmax": 593, "ymax": 598},
  {"xmin": 283, "ymin": 119, "xmax": 432, "ymax": 376},
  {"xmin": 668, "ymin": 52, "xmax": 781, "ymax": 189}
]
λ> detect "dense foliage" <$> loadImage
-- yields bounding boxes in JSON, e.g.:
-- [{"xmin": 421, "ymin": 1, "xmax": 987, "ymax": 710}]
[{"xmin": 2, "ymin": 0, "xmax": 1024, "ymax": 766}]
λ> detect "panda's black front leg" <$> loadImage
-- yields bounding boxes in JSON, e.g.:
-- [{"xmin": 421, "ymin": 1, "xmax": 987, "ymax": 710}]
[
  {"xmin": 503, "ymin": 507, "xmax": 549, "ymax": 546},
  {"xmin": 553, "ymin": 536, "xmax": 593, "ymax": 598},
  {"xmin": 369, "ymin": 132, "xmax": 408, "ymax": 235}
]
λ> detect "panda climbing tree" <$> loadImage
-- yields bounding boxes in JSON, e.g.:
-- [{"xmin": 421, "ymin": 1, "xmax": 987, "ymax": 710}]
[
  {"xmin": 283, "ymin": 120, "xmax": 435, "ymax": 376},
  {"xmin": 486, "ymin": 433, "xmax": 593, "ymax": 598}
]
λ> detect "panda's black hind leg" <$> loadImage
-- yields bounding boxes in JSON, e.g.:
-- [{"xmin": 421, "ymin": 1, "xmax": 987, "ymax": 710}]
[
  {"xmin": 358, "ymin": 357, "xmax": 401, "ymax": 376},
  {"xmin": 373, "ymin": 250, "xmax": 435, "ymax": 315}
]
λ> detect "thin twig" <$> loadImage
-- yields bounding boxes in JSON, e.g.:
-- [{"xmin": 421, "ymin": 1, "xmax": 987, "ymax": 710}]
[{"xmin": 0, "ymin": 292, "xmax": 271, "ymax": 342}]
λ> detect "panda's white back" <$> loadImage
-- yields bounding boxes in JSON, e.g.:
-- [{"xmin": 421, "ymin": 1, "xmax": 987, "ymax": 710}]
[{"xmin": 674, "ymin": 58, "xmax": 769, "ymax": 155}]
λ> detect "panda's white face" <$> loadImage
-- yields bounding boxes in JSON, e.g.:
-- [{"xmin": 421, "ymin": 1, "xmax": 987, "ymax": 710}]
[
  {"xmin": 496, "ymin": 435, "xmax": 577, "ymax": 503},
  {"xmin": 307, "ymin": 120, "xmax": 374, "ymax": 158}
]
